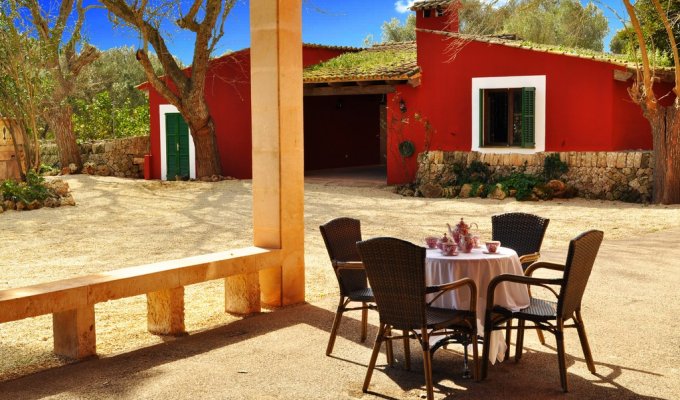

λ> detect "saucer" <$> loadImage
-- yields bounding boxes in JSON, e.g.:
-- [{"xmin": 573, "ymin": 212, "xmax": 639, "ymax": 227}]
[{"xmin": 483, "ymin": 250, "xmax": 500, "ymax": 255}]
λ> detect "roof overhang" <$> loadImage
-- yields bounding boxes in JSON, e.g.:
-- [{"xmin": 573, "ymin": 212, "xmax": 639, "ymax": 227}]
[{"xmin": 303, "ymin": 70, "xmax": 421, "ymax": 97}]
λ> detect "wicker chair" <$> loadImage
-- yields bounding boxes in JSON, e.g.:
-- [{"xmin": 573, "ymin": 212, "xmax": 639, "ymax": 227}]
[
  {"xmin": 320, "ymin": 217, "xmax": 376, "ymax": 356},
  {"xmin": 357, "ymin": 237, "xmax": 478, "ymax": 400},
  {"xmin": 491, "ymin": 212, "xmax": 551, "ymax": 352},
  {"xmin": 481, "ymin": 230, "xmax": 603, "ymax": 392},
  {"xmin": 491, "ymin": 212, "xmax": 550, "ymax": 271}
]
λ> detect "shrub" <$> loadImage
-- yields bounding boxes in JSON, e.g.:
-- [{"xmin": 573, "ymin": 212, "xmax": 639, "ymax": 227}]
[
  {"xmin": 1, "ymin": 171, "xmax": 52, "ymax": 204},
  {"xmin": 543, "ymin": 153, "xmax": 569, "ymax": 180}
]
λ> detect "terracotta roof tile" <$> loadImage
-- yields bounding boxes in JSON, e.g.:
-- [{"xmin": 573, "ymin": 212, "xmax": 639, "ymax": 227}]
[
  {"xmin": 411, "ymin": 0, "xmax": 453, "ymax": 11},
  {"xmin": 303, "ymin": 42, "xmax": 419, "ymax": 84}
]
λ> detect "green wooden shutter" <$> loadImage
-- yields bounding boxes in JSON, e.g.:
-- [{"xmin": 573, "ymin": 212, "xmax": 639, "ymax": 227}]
[
  {"xmin": 177, "ymin": 117, "xmax": 190, "ymax": 178},
  {"xmin": 521, "ymin": 87, "xmax": 535, "ymax": 148},
  {"xmin": 479, "ymin": 89, "xmax": 484, "ymax": 147},
  {"xmin": 165, "ymin": 113, "xmax": 179, "ymax": 179}
]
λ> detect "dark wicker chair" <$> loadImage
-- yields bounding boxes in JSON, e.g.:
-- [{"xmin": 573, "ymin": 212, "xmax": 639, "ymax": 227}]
[
  {"xmin": 491, "ymin": 212, "xmax": 551, "ymax": 352},
  {"xmin": 481, "ymin": 230, "xmax": 604, "ymax": 392},
  {"xmin": 320, "ymin": 217, "xmax": 376, "ymax": 356},
  {"xmin": 491, "ymin": 212, "xmax": 550, "ymax": 271},
  {"xmin": 357, "ymin": 237, "xmax": 478, "ymax": 400}
]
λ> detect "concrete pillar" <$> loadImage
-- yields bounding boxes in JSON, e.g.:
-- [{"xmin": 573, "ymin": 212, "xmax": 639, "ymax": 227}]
[
  {"xmin": 53, "ymin": 306, "xmax": 96, "ymax": 359},
  {"xmin": 147, "ymin": 287, "xmax": 186, "ymax": 335},
  {"xmin": 250, "ymin": 0, "xmax": 305, "ymax": 307}
]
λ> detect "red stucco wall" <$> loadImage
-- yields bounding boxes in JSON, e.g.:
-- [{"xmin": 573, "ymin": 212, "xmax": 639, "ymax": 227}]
[
  {"xmin": 385, "ymin": 30, "xmax": 664, "ymax": 184},
  {"xmin": 146, "ymin": 46, "xmax": 349, "ymax": 179}
]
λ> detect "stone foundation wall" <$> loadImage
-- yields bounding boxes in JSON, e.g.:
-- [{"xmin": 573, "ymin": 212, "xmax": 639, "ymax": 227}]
[
  {"xmin": 41, "ymin": 136, "xmax": 149, "ymax": 178},
  {"xmin": 416, "ymin": 150, "xmax": 653, "ymax": 202}
]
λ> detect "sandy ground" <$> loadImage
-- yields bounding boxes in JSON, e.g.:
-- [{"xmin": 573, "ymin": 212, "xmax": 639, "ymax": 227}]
[{"xmin": 1, "ymin": 175, "xmax": 679, "ymax": 399}]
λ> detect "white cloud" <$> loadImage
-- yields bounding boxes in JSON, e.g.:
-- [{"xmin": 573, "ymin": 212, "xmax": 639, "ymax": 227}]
[{"xmin": 395, "ymin": 0, "xmax": 417, "ymax": 13}]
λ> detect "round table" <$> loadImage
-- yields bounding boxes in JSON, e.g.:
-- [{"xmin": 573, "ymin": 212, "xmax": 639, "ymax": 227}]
[{"xmin": 425, "ymin": 246, "xmax": 530, "ymax": 363}]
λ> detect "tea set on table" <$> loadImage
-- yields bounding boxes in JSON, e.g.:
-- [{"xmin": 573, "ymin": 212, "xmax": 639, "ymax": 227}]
[{"xmin": 425, "ymin": 218, "xmax": 501, "ymax": 256}]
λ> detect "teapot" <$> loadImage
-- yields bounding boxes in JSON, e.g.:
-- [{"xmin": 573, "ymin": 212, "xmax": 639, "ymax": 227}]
[{"xmin": 447, "ymin": 218, "xmax": 478, "ymax": 245}]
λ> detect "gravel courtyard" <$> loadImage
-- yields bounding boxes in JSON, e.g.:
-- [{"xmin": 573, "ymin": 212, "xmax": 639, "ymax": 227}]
[{"xmin": 1, "ymin": 175, "xmax": 679, "ymax": 399}]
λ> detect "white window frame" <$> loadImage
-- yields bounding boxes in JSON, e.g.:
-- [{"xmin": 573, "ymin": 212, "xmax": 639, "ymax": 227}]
[
  {"xmin": 159, "ymin": 104, "xmax": 196, "ymax": 181},
  {"xmin": 471, "ymin": 75, "xmax": 546, "ymax": 154}
]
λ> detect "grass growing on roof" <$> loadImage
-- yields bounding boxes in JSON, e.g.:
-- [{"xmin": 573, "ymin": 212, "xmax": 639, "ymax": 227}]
[{"xmin": 304, "ymin": 49, "xmax": 416, "ymax": 79}]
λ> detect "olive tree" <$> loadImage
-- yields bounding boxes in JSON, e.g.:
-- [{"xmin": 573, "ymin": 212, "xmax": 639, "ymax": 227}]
[{"xmin": 100, "ymin": 0, "xmax": 236, "ymax": 178}]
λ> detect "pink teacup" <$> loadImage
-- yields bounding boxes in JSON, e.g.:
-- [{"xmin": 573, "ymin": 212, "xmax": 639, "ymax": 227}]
[
  {"xmin": 485, "ymin": 241, "xmax": 501, "ymax": 253},
  {"xmin": 425, "ymin": 236, "xmax": 438, "ymax": 249},
  {"xmin": 441, "ymin": 242, "xmax": 458, "ymax": 256}
]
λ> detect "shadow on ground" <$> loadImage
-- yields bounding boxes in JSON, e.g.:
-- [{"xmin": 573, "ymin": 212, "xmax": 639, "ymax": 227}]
[{"xmin": 0, "ymin": 301, "xmax": 664, "ymax": 400}]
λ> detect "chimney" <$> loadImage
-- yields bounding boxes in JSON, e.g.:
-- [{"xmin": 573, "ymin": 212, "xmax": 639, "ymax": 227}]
[{"xmin": 411, "ymin": 0, "xmax": 459, "ymax": 33}]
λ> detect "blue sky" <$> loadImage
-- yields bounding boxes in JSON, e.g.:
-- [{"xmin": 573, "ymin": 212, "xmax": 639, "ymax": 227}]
[{"xmin": 81, "ymin": 0, "xmax": 629, "ymax": 64}]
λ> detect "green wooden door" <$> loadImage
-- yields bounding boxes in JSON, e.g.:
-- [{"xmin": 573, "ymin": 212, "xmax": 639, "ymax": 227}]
[{"xmin": 165, "ymin": 113, "xmax": 190, "ymax": 180}]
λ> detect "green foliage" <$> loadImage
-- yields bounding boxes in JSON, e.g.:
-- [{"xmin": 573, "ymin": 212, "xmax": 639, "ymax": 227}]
[
  {"xmin": 543, "ymin": 153, "xmax": 569, "ymax": 180},
  {"xmin": 1, "ymin": 171, "xmax": 51, "ymax": 204},
  {"xmin": 381, "ymin": 14, "xmax": 416, "ymax": 43},
  {"xmin": 70, "ymin": 47, "xmax": 157, "ymax": 140},
  {"xmin": 497, "ymin": 172, "xmax": 545, "ymax": 201},
  {"xmin": 451, "ymin": 160, "xmax": 491, "ymax": 185},
  {"xmin": 460, "ymin": 0, "xmax": 609, "ymax": 52},
  {"xmin": 72, "ymin": 91, "xmax": 149, "ymax": 140},
  {"xmin": 609, "ymin": 0, "xmax": 679, "ymax": 61}
]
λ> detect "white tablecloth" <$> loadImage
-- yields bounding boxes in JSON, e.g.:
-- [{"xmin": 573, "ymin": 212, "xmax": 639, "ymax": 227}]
[{"xmin": 425, "ymin": 247, "xmax": 530, "ymax": 364}]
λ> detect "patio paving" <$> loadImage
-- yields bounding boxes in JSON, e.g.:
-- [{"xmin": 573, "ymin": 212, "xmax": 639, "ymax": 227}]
[{"xmin": 1, "ymin": 227, "xmax": 676, "ymax": 400}]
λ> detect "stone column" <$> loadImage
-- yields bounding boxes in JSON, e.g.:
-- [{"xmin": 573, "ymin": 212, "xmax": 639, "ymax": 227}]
[{"xmin": 250, "ymin": 0, "xmax": 305, "ymax": 307}]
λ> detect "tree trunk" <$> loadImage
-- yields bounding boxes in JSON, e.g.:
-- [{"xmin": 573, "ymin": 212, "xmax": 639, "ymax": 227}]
[
  {"xmin": 650, "ymin": 104, "xmax": 680, "ymax": 204},
  {"xmin": 190, "ymin": 118, "xmax": 222, "ymax": 178},
  {"xmin": 48, "ymin": 104, "xmax": 82, "ymax": 171}
]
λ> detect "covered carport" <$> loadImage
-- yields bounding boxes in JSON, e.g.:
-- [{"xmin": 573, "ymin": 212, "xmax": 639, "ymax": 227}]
[{"xmin": 302, "ymin": 42, "xmax": 421, "ymax": 182}]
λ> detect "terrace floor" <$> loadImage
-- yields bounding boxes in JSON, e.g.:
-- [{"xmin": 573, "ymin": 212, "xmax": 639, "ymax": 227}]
[{"xmin": 0, "ymin": 175, "xmax": 678, "ymax": 399}]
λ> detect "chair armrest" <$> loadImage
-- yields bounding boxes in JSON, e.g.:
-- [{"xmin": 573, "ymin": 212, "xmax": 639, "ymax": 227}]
[
  {"xmin": 486, "ymin": 273, "xmax": 562, "ymax": 311},
  {"xmin": 518, "ymin": 252, "xmax": 540, "ymax": 265},
  {"xmin": 525, "ymin": 261, "xmax": 565, "ymax": 276},
  {"xmin": 427, "ymin": 277, "xmax": 478, "ymax": 312},
  {"xmin": 333, "ymin": 261, "xmax": 365, "ymax": 271}
]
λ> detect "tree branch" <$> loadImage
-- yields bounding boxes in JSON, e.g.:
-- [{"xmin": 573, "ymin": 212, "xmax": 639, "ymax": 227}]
[
  {"xmin": 176, "ymin": 0, "xmax": 202, "ymax": 32},
  {"xmin": 136, "ymin": 49, "xmax": 181, "ymax": 108},
  {"xmin": 650, "ymin": 0, "xmax": 680, "ymax": 97},
  {"xmin": 622, "ymin": 0, "xmax": 656, "ymax": 110}
]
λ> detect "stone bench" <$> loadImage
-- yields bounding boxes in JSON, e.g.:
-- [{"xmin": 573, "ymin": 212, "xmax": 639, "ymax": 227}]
[{"xmin": 0, "ymin": 247, "xmax": 280, "ymax": 359}]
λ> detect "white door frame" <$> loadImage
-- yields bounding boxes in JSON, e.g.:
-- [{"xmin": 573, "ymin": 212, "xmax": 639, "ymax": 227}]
[{"xmin": 159, "ymin": 104, "xmax": 196, "ymax": 180}]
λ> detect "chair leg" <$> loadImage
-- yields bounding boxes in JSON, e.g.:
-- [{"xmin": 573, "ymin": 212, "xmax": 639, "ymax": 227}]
[
  {"xmin": 421, "ymin": 328, "xmax": 435, "ymax": 400},
  {"xmin": 556, "ymin": 321, "xmax": 569, "ymax": 392},
  {"xmin": 403, "ymin": 330, "xmax": 411, "ymax": 370},
  {"xmin": 515, "ymin": 319, "xmax": 526, "ymax": 362},
  {"xmin": 504, "ymin": 320, "xmax": 512, "ymax": 360},
  {"xmin": 471, "ymin": 332, "xmax": 480, "ymax": 381},
  {"xmin": 361, "ymin": 303, "xmax": 368, "ymax": 342},
  {"xmin": 535, "ymin": 324, "xmax": 546, "ymax": 345},
  {"xmin": 574, "ymin": 311, "xmax": 596, "ymax": 374},
  {"xmin": 385, "ymin": 326, "xmax": 394, "ymax": 366},
  {"xmin": 326, "ymin": 297, "xmax": 347, "ymax": 356},
  {"xmin": 363, "ymin": 323, "xmax": 387, "ymax": 394},
  {"xmin": 481, "ymin": 325, "xmax": 491, "ymax": 380}
]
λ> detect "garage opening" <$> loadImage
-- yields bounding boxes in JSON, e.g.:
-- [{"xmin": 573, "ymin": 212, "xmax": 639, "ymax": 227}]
[{"xmin": 303, "ymin": 94, "xmax": 386, "ymax": 183}]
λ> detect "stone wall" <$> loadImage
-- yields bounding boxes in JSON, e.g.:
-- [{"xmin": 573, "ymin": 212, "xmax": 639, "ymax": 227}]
[
  {"xmin": 41, "ymin": 136, "xmax": 149, "ymax": 178},
  {"xmin": 416, "ymin": 150, "xmax": 653, "ymax": 202}
]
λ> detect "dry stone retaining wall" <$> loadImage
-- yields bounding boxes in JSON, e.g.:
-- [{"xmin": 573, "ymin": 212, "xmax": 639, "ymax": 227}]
[
  {"xmin": 41, "ymin": 136, "xmax": 149, "ymax": 178},
  {"xmin": 416, "ymin": 150, "xmax": 653, "ymax": 202}
]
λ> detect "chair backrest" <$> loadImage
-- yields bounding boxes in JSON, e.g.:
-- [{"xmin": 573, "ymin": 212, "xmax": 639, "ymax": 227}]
[
  {"xmin": 491, "ymin": 212, "xmax": 550, "ymax": 268},
  {"xmin": 557, "ymin": 230, "xmax": 604, "ymax": 319},
  {"xmin": 356, "ymin": 237, "xmax": 427, "ymax": 330},
  {"xmin": 319, "ymin": 217, "xmax": 367, "ymax": 295}
]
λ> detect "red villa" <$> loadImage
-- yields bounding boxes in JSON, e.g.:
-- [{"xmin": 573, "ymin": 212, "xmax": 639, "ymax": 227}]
[{"xmin": 140, "ymin": 0, "xmax": 675, "ymax": 187}]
